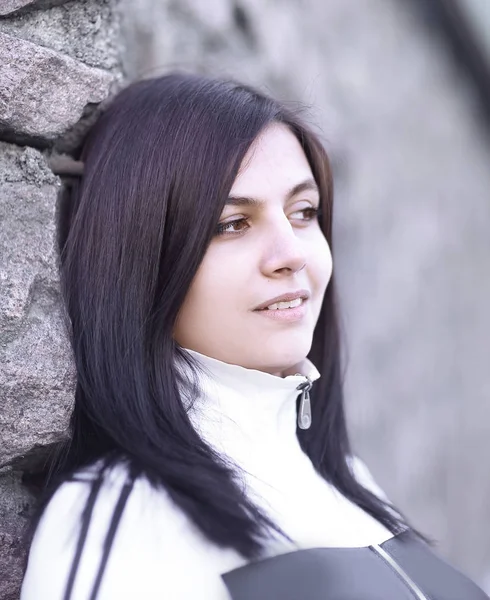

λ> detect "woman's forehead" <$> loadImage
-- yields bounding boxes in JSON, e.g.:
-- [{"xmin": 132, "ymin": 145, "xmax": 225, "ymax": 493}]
[{"xmin": 230, "ymin": 124, "xmax": 315, "ymax": 199}]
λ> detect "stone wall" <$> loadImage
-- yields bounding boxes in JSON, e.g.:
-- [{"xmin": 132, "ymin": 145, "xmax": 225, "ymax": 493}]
[
  {"xmin": 1, "ymin": 0, "xmax": 490, "ymax": 597},
  {"xmin": 0, "ymin": 2, "xmax": 122, "ymax": 597}
]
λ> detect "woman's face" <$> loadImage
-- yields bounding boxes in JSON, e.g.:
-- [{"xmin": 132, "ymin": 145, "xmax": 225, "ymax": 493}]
[{"xmin": 174, "ymin": 123, "xmax": 332, "ymax": 375}]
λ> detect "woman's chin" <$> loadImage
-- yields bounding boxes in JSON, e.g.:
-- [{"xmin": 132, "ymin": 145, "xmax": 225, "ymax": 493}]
[{"xmin": 249, "ymin": 338, "xmax": 313, "ymax": 376}]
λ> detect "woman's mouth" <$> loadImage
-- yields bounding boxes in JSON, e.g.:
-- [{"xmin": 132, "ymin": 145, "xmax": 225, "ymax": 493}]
[
  {"xmin": 254, "ymin": 297, "xmax": 308, "ymax": 322},
  {"xmin": 265, "ymin": 298, "xmax": 303, "ymax": 310}
]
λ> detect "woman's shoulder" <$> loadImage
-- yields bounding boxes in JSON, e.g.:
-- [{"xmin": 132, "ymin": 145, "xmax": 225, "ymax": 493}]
[
  {"xmin": 20, "ymin": 461, "xmax": 197, "ymax": 599},
  {"xmin": 34, "ymin": 460, "xmax": 188, "ymax": 526},
  {"xmin": 29, "ymin": 460, "xmax": 186, "ymax": 542}
]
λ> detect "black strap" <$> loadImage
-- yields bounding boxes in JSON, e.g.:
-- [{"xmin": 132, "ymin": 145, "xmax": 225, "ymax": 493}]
[
  {"xmin": 63, "ymin": 471, "xmax": 135, "ymax": 600},
  {"xmin": 63, "ymin": 476, "xmax": 104, "ymax": 600},
  {"xmin": 89, "ymin": 478, "xmax": 135, "ymax": 599}
]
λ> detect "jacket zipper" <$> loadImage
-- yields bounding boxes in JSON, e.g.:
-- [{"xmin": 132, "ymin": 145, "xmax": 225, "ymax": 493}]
[
  {"xmin": 370, "ymin": 544, "xmax": 429, "ymax": 600},
  {"xmin": 296, "ymin": 376, "xmax": 312, "ymax": 429}
]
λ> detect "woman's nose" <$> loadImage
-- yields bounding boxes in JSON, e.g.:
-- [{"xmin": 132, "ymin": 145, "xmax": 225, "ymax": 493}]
[{"xmin": 260, "ymin": 219, "xmax": 307, "ymax": 277}]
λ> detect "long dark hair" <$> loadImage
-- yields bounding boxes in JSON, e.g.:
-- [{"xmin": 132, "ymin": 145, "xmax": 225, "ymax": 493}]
[{"xmin": 34, "ymin": 73, "xmax": 407, "ymax": 562}]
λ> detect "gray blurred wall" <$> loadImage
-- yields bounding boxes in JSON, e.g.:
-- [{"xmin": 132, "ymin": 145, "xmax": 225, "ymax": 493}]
[{"xmin": 121, "ymin": 0, "xmax": 490, "ymax": 587}]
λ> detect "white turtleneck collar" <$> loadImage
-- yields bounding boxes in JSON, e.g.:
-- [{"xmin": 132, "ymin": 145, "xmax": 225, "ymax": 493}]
[{"xmin": 181, "ymin": 348, "xmax": 320, "ymax": 458}]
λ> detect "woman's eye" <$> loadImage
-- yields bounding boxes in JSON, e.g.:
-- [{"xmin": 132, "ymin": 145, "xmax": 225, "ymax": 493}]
[
  {"xmin": 290, "ymin": 207, "xmax": 321, "ymax": 222},
  {"xmin": 215, "ymin": 207, "xmax": 321, "ymax": 236},
  {"xmin": 215, "ymin": 218, "xmax": 249, "ymax": 236}
]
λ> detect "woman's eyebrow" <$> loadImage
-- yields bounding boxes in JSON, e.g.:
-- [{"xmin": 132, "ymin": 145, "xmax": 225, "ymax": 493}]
[
  {"xmin": 287, "ymin": 178, "xmax": 319, "ymax": 199},
  {"xmin": 226, "ymin": 178, "xmax": 319, "ymax": 207}
]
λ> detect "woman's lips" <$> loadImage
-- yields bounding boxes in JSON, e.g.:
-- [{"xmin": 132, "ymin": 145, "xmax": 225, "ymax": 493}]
[
  {"xmin": 254, "ymin": 298, "xmax": 308, "ymax": 322},
  {"xmin": 253, "ymin": 289, "xmax": 310, "ymax": 311}
]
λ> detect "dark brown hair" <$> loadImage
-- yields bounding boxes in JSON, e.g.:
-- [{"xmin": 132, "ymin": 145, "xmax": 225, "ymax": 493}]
[{"xmin": 35, "ymin": 74, "xmax": 407, "ymax": 587}]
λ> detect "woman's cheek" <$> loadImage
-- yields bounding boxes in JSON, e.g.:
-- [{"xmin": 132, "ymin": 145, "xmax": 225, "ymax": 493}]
[{"xmin": 309, "ymin": 236, "xmax": 332, "ymax": 289}]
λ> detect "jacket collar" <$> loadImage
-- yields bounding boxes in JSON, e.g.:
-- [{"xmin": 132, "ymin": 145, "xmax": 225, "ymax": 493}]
[{"xmin": 180, "ymin": 348, "xmax": 320, "ymax": 460}]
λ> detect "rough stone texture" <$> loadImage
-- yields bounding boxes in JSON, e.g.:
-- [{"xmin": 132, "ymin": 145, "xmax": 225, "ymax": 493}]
[
  {"xmin": 0, "ymin": 0, "xmax": 69, "ymax": 17},
  {"xmin": 121, "ymin": 0, "xmax": 490, "ymax": 589},
  {"xmin": 0, "ymin": 471, "xmax": 35, "ymax": 600},
  {"xmin": 0, "ymin": 143, "xmax": 75, "ymax": 469},
  {"xmin": 0, "ymin": 0, "xmax": 123, "ymax": 72},
  {"xmin": 0, "ymin": 0, "xmax": 120, "ymax": 593},
  {"xmin": 0, "ymin": 31, "xmax": 116, "ymax": 147}
]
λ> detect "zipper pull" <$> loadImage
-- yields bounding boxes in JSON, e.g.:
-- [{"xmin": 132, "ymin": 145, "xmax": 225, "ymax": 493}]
[{"xmin": 296, "ymin": 378, "xmax": 313, "ymax": 430}]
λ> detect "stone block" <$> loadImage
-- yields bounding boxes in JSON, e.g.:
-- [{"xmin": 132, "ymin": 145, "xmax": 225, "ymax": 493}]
[
  {"xmin": 0, "ymin": 142, "xmax": 74, "ymax": 468},
  {"xmin": 0, "ymin": 31, "xmax": 115, "ymax": 146},
  {"xmin": 0, "ymin": 471, "xmax": 35, "ymax": 600},
  {"xmin": 0, "ymin": 0, "xmax": 68, "ymax": 17},
  {"xmin": 0, "ymin": 0, "xmax": 123, "ymax": 72}
]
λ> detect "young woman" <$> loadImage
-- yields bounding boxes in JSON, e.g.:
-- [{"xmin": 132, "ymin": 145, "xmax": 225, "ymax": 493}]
[{"xmin": 21, "ymin": 73, "xmax": 488, "ymax": 599}]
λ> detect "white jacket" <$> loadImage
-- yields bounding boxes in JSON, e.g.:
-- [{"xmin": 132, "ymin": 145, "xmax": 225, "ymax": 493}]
[{"xmin": 21, "ymin": 349, "xmax": 393, "ymax": 599}]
